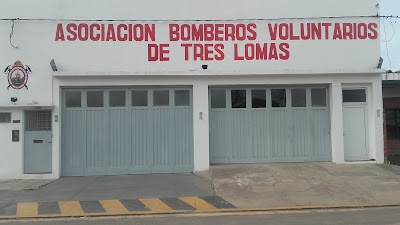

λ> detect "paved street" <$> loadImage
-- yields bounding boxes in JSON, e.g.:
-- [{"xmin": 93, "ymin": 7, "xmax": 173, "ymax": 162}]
[{"xmin": 1, "ymin": 207, "xmax": 400, "ymax": 225}]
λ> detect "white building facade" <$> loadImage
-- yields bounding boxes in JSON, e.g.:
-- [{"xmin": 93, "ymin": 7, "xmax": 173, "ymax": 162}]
[{"xmin": 0, "ymin": 0, "xmax": 384, "ymax": 179}]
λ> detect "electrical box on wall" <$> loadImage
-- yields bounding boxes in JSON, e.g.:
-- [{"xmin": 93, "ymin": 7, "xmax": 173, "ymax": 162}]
[{"xmin": 12, "ymin": 130, "xmax": 19, "ymax": 142}]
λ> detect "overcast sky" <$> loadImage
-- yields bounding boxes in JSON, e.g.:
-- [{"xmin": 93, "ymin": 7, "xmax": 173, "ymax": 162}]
[{"xmin": 381, "ymin": 0, "xmax": 400, "ymax": 71}]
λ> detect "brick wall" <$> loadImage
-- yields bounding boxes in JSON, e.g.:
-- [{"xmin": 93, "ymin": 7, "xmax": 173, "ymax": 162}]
[{"xmin": 383, "ymin": 97, "xmax": 400, "ymax": 157}]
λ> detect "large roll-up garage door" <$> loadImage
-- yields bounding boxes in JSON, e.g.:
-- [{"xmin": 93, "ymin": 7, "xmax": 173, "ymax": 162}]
[
  {"xmin": 61, "ymin": 87, "xmax": 193, "ymax": 176},
  {"xmin": 210, "ymin": 87, "xmax": 331, "ymax": 163}
]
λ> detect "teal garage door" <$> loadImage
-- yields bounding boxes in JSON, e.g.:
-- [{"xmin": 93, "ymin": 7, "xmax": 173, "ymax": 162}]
[
  {"xmin": 210, "ymin": 87, "xmax": 331, "ymax": 163},
  {"xmin": 62, "ymin": 88, "xmax": 193, "ymax": 176}
]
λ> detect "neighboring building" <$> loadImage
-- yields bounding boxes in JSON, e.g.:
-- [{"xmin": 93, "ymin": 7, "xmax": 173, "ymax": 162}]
[
  {"xmin": 382, "ymin": 72, "xmax": 400, "ymax": 160},
  {"xmin": 0, "ymin": 0, "xmax": 384, "ymax": 179}
]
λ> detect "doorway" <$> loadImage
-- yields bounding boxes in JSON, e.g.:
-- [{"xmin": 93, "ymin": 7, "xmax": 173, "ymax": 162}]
[
  {"xmin": 342, "ymin": 89, "xmax": 369, "ymax": 161},
  {"xmin": 24, "ymin": 111, "xmax": 52, "ymax": 173},
  {"xmin": 61, "ymin": 88, "xmax": 194, "ymax": 176}
]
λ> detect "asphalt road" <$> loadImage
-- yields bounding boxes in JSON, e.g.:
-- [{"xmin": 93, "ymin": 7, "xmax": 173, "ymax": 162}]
[{"xmin": 1, "ymin": 207, "xmax": 400, "ymax": 225}]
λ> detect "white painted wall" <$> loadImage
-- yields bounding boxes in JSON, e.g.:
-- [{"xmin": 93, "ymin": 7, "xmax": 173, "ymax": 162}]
[
  {"xmin": 0, "ymin": 109, "xmax": 24, "ymax": 178},
  {"xmin": 0, "ymin": 107, "xmax": 59, "ymax": 179},
  {"xmin": 0, "ymin": 0, "xmax": 383, "ymax": 178},
  {"xmin": 372, "ymin": 76, "xmax": 384, "ymax": 162},
  {"xmin": 0, "ymin": 0, "xmax": 380, "ymax": 107},
  {"xmin": 192, "ymin": 82, "xmax": 210, "ymax": 171},
  {"xmin": 330, "ymin": 82, "xmax": 345, "ymax": 163}
]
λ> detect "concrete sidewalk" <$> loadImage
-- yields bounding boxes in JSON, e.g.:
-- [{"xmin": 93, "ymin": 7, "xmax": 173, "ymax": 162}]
[
  {"xmin": 0, "ymin": 174, "xmax": 234, "ymax": 219},
  {"xmin": 0, "ymin": 180, "xmax": 55, "ymax": 191},
  {"xmin": 0, "ymin": 174, "xmax": 214, "ymax": 204},
  {"xmin": 2, "ymin": 163, "xmax": 400, "ymax": 219},
  {"xmin": 210, "ymin": 163, "xmax": 400, "ymax": 208}
]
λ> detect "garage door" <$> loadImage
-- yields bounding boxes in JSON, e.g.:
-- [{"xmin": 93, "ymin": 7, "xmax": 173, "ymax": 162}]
[
  {"xmin": 210, "ymin": 87, "xmax": 331, "ymax": 163},
  {"xmin": 61, "ymin": 87, "xmax": 193, "ymax": 176}
]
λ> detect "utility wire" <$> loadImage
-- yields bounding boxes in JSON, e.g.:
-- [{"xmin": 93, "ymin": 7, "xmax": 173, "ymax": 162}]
[
  {"xmin": 0, "ymin": 15, "xmax": 399, "ymax": 22},
  {"xmin": 9, "ymin": 19, "xmax": 18, "ymax": 48}
]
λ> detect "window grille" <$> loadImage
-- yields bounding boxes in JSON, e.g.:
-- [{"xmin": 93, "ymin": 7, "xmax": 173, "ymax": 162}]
[
  {"xmin": 0, "ymin": 113, "xmax": 11, "ymax": 123},
  {"xmin": 25, "ymin": 111, "xmax": 52, "ymax": 131}
]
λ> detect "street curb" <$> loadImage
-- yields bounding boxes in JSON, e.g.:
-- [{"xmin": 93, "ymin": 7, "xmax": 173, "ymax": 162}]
[
  {"xmin": 195, "ymin": 203, "xmax": 400, "ymax": 213},
  {"xmin": 1, "ymin": 203, "xmax": 400, "ymax": 220}
]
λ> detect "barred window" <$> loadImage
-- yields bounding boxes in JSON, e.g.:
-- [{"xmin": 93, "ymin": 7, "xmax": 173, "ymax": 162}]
[
  {"xmin": 386, "ymin": 109, "xmax": 400, "ymax": 140},
  {"xmin": 0, "ymin": 113, "xmax": 11, "ymax": 123}
]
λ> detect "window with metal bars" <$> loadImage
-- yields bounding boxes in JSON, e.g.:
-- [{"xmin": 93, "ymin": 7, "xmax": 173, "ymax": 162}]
[
  {"xmin": 25, "ymin": 111, "xmax": 52, "ymax": 131},
  {"xmin": 386, "ymin": 109, "xmax": 400, "ymax": 140},
  {"xmin": 0, "ymin": 113, "xmax": 11, "ymax": 123}
]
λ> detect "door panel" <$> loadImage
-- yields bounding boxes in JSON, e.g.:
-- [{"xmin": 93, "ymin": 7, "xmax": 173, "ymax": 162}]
[
  {"xmin": 152, "ymin": 108, "xmax": 174, "ymax": 172},
  {"xmin": 229, "ymin": 110, "xmax": 249, "ymax": 161},
  {"xmin": 210, "ymin": 87, "xmax": 331, "ymax": 163},
  {"xmin": 24, "ymin": 111, "xmax": 52, "ymax": 174},
  {"xmin": 249, "ymin": 110, "xmax": 269, "ymax": 160},
  {"xmin": 291, "ymin": 109, "xmax": 311, "ymax": 159},
  {"xmin": 343, "ymin": 106, "xmax": 368, "ymax": 161},
  {"xmin": 131, "ymin": 108, "xmax": 152, "ymax": 172},
  {"xmin": 311, "ymin": 109, "xmax": 331, "ymax": 160},
  {"xmin": 62, "ymin": 88, "xmax": 193, "ymax": 176},
  {"xmin": 209, "ymin": 110, "xmax": 230, "ymax": 162},
  {"xmin": 270, "ymin": 109, "xmax": 291, "ymax": 161},
  {"xmin": 173, "ymin": 108, "xmax": 193, "ymax": 168},
  {"xmin": 108, "ymin": 109, "xmax": 130, "ymax": 171},
  {"xmin": 85, "ymin": 110, "xmax": 107, "ymax": 174},
  {"xmin": 61, "ymin": 109, "xmax": 86, "ymax": 175}
]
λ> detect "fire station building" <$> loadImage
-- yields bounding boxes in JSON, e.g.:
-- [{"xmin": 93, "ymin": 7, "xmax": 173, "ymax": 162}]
[{"xmin": 0, "ymin": 0, "xmax": 384, "ymax": 179}]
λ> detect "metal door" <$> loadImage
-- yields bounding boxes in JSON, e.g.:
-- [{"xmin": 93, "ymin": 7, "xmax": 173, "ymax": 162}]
[
  {"xmin": 62, "ymin": 88, "xmax": 193, "ymax": 176},
  {"xmin": 209, "ymin": 87, "xmax": 331, "ymax": 163},
  {"xmin": 343, "ymin": 89, "xmax": 369, "ymax": 161},
  {"xmin": 24, "ymin": 111, "xmax": 52, "ymax": 173},
  {"xmin": 343, "ymin": 107, "xmax": 368, "ymax": 161}
]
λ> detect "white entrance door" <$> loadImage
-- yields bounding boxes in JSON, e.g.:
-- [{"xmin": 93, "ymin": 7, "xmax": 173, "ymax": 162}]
[{"xmin": 342, "ymin": 89, "xmax": 369, "ymax": 161}]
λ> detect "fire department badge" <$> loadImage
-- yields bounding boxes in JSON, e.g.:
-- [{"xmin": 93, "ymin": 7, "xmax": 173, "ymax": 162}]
[{"xmin": 3, "ymin": 60, "xmax": 31, "ymax": 90}]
